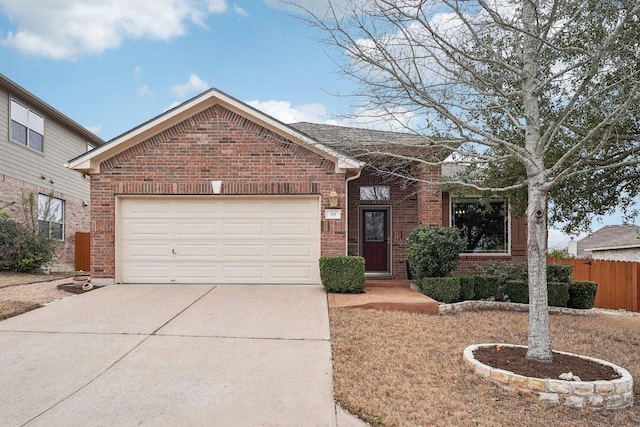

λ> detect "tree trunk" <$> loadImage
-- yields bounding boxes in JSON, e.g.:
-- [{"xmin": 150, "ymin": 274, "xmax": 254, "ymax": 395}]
[
  {"xmin": 526, "ymin": 184, "xmax": 552, "ymax": 362},
  {"xmin": 521, "ymin": 0, "xmax": 552, "ymax": 362}
]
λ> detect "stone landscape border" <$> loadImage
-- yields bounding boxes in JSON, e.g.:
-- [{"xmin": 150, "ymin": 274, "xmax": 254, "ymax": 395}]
[
  {"xmin": 439, "ymin": 300, "xmax": 597, "ymax": 316},
  {"xmin": 464, "ymin": 343, "xmax": 634, "ymax": 409}
]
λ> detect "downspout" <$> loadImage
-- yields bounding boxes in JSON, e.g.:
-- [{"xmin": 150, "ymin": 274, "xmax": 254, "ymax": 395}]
[{"xmin": 344, "ymin": 167, "xmax": 363, "ymax": 255}]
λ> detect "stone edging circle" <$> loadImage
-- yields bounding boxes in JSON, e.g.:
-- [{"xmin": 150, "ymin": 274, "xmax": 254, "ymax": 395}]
[{"xmin": 463, "ymin": 343, "xmax": 634, "ymax": 409}]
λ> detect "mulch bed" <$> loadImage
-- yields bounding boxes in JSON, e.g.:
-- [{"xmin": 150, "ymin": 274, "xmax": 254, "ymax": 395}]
[
  {"xmin": 56, "ymin": 284, "xmax": 94, "ymax": 295},
  {"xmin": 473, "ymin": 345, "xmax": 621, "ymax": 381}
]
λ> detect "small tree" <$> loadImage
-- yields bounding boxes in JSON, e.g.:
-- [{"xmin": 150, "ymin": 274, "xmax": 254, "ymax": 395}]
[
  {"xmin": 407, "ymin": 227, "xmax": 466, "ymax": 279},
  {"xmin": 0, "ymin": 193, "xmax": 58, "ymax": 273},
  {"xmin": 295, "ymin": 0, "xmax": 640, "ymax": 362}
]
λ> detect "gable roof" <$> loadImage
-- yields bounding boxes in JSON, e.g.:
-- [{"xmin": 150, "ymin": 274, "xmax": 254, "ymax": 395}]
[
  {"xmin": 67, "ymin": 89, "xmax": 364, "ymax": 174},
  {"xmin": 0, "ymin": 73, "xmax": 104, "ymax": 147},
  {"xmin": 577, "ymin": 224, "xmax": 640, "ymax": 257}
]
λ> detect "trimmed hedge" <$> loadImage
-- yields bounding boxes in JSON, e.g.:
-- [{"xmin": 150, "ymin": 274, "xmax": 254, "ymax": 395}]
[
  {"xmin": 548, "ymin": 281, "xmax": 570, "ymax": 307},
  {"xmin": 474, "ymin": 275, "xmax": 500, "ymax": 300},
  {"xmin": 458, "ymin": 275, "xmax": 476, "ymax": 301},
  {"xmin": 568, "ymin": 281, "xmax": 598, "ymax": 309},
  {"xmin": 418, "ymin": 277, "xmax": 461, "ymax": 303},
  {"xmin": 547, "ymin": 264, "xmax": 573, "ymax": 283},
  {"xmin": 503, "ymin": 280, "xmax": 528, "ymax": 304},
  {"xmin": 319, "ymin": 256, "xmax": 365, "ymax": 293}
]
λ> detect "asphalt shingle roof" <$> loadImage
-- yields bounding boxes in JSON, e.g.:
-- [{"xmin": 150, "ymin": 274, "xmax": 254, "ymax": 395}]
[{"xmin": 576, "ymin": 224, "xmax": 640, "ymax": 258}]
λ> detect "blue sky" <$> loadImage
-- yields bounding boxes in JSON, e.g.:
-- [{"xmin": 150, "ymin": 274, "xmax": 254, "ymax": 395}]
[{"xmin": 0, "ymin": 0, "xmax": 635, "ymax": 248}]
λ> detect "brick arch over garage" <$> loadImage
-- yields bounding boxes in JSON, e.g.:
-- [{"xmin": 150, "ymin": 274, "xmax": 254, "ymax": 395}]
[{"xmin": 90, "ymin": 104, "xmax": 347, "ymax": 284}]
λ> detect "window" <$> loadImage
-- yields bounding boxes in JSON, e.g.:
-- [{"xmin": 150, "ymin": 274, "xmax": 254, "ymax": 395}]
[
  {"xmin": 451, "ymin": 198, "xmax": 508, "ymax": 254},
  {"xmin": 360, "ymin": 185, "xmax": 390, "ymax": 201},
  {"xmin": 10, "ymin": 100, "xmax": 44, "ymax": 152},
  {"xmin": 38, "ymin": 194, "xmax": 64, "ymax": 240}
]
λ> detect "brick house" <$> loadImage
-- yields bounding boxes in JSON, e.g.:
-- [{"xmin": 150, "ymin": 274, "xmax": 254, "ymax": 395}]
[
  {"xmin": 1, "ymin": 74, "xmax": 104, "ymax": 271},
  {"xmin": 68, "ymin": 88, "xmax": 526, "ymax": 286}
]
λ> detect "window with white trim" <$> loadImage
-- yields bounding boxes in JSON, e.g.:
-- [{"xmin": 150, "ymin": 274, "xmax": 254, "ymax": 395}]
[
  {"xmin": 451, "ymin": 198, "xmax": 509, "ymax": 254},
  {"xmin": 38, "ymin": 194, "xmax": 64, "ymax": 241},
  {"xmin": 360, "ymin": 185, "xmax": 390, "ymax": 201},
  {"xmin": 10, "ymin": 99, "xmax": 44, "ymax": 152}
]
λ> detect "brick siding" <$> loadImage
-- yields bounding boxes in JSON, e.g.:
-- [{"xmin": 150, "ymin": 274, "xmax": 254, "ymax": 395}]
[
  {"xmin": 90, "ymin": 105, "xmax": 346, "ymax": 281},
  {"xmin": 0, "ymin": 173, "xmax": 89, "ymax": 271}
]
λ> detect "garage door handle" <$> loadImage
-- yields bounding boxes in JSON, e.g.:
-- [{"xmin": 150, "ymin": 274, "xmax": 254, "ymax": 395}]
[{"xmin": 172, "ymin": 249, "xmax": 176, "ymax": 255}]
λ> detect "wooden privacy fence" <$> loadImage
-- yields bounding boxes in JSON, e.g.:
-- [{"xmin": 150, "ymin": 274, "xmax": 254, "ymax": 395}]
[
  {"xmin": 548, "ymin": 257, "xmax": 639, "ymax": 312},
  {"xmin": 75, "ymin": 232, "xmax": 91, "ymax": 272}
]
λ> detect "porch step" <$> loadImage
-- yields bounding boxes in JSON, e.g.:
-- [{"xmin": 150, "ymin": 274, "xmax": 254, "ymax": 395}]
[
  {"xmin": 364, "ymin": 279, "xmax": 411, "ymax": 288},
  {"xmin": 328, "ymin": 286, "xmax": 439, "ymax": 315}
]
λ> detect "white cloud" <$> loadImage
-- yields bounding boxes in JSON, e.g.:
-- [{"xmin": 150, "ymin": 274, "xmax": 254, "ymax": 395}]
[
  {"xmin": 233, "ymin": 4, "xmax": 248, "ymax": 17},
  {"xmin": 164, "ymin": 101, "xmax": 182, "ymax": 111},
  {"xmin": 171, "ymin": 74, "xmax": 210, "ymax": 98},
  {"xmin": 246, "ymin": 99, "xmax": 330, "ymax": 123},
  {"xmin": 0, "ymin": 0, "xmax": 231, "ymax": 60},
  {"xmin": 133, "ymin": 65, "xmax": 142, "ymax": 78},
  {"xmin": 137, "ymin": 85, "xmax": 153, "ymax": 97},
  {"xmin": 246, "ymin": 99, "xmax": 420, "ymax": 132},
  {"xmin": 85, "ymin": 125, "xmax": 102, "ymax": 135}
]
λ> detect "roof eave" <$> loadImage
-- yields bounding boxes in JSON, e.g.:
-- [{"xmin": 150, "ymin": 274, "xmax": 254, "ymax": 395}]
[{"xmin": 68, "ymin": 88, "xmax": 363, "ymax": 175}]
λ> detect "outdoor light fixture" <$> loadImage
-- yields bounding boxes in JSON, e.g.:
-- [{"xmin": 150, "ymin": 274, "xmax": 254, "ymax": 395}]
[{"xmin": 329, "ymin": 189, "xmax": 339, "ymax": 208}]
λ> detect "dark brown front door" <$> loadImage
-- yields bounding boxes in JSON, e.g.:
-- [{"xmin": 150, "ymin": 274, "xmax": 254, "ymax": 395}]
[{"xmin": 362, "ymin": 209, "xmax": 389, "ymax": 272}]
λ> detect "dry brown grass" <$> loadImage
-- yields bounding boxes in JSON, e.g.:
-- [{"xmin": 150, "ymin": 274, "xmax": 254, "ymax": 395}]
[
  {"xmin": 330, "ymin": 308, "xmax": 640, "ymax": 426},
  {"xmin": 0, "ymin": 271, "xmax": 71, "ymax": 288}
]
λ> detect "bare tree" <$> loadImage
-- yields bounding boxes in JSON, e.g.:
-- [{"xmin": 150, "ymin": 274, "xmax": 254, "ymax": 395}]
[{"xmin": 294, "ymin": 0, "xmax": 640, "ymax": 361}]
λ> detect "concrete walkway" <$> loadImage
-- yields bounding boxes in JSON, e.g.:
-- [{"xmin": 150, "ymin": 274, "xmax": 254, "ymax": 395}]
[{"xmin": 0, "ymin": 284, "xmax": 368, "ymax": 426}]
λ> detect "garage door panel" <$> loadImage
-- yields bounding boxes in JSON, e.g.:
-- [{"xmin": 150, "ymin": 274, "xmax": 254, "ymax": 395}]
[
  {"xmin": 270, "ymin": 244, "xmax": 312, "ymax": 257},
  {"xmin": 174, "ymin": 221, "xmax": 218, "ymax": 236},
  {"xmin": 119, "ymin": 197, "xmax": 320, "ymax": 284},
  {"xmin": 125, "ymin": 243, "xmax": 172, "ymax": 258},
  {"xmin": 123, "ymin": 222, "xmax": 172, "ymax": 238},
  {"xmin": 269, "ymin": 200, "xmax": 314, "ymax": 214},
  {"xmin": 124, "ymin": 265, "xmax": 172, "ymax": 283},
  {"xmin": 174, "ymin": 265, "xmax": 218, "ymax": 283},
  {"xmin": 222, "ymin": 222, "xmax": 264, "ymax": 236},
  {"xmin": 222, "ymin": 265, "xmax": 265, "ymax": 280},
  {"xmin": 269, "ymin": 265, "xmax": 314, "ymax": 280},
  {"xmin": 270, "ymin": 222, "xmax": 313, "ymax": 237},
  {"xmin": 222, "ymin": 201, "xmax": 264, "ymax": 215},
  {"xmin": 222, "ymin": 244, "xmax": 264, "ymax": 257}
]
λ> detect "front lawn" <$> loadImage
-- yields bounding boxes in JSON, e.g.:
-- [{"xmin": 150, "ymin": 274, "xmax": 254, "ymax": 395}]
[{"xmin": 330, "ymin": 308, "xmax": 640, "ymax": 426}]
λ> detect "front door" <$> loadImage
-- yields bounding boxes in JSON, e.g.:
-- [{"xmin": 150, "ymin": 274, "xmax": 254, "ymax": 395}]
[{"xmin": 362, "ymin": 208, "xmax": 389, "ymax": 272}]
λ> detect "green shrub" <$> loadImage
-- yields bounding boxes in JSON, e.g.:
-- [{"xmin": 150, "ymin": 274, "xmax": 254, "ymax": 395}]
[
  {"xmin": 503, "ymin": 280, "xmax": 529, "ymax": 303},
  {"xmin": 547, "ymin": 264, "xmax": 573, "ymax": 283},
  {"xmin": 457, "ymin": 275, "xmax": 475, "ymax": 301},
  {"xmin": 547, "ymin": 282, "xmax": 570, "ymax": 307},
  {"xmin": 0, "ymin": 216, "xmax": 57, "ymax": 273},
  {"xmin": 319, "ymin": 256, "xmax": 365, "ymax": 293},
  {"xmin": 474, "ymin": 275, "xmax": 500, "ymax": 300},
  {"xmin": 482, "ymin": 261, "xmax": 528, "ymax": 282},
  {"xmin": 418, "ymin": 277, "xmax": 461, "ymax": 303},
  {"xmin": 568, "ymin": 281, "xmax": 598, "ymax": 309},
  {"xmin": 407, "ymin": 227, "xmax": 466, "ymax": 279}
]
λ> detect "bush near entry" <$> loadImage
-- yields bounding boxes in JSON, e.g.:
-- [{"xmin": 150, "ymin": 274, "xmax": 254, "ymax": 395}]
[
  {"xmin": 319, "ymin": 256, "xmax": 365, "ymax": 293},
  {"xmin": 407, "ymin": 227, "xmax": 466, "ymax": 280}
]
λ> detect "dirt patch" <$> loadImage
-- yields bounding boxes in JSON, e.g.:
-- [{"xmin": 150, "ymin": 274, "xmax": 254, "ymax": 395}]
[
  {"xmin": 0, "ymin": 271, "xmax": 73, "ymax": 288},
  {"xmin": 0, "ymin": 300, "xmax": 42, "ymax": 321},
  {"xmin": 473, "ymin": 345, "xmax": 620, "ymax": 381},
  {"xmin": 330, "ymin": 308, "xmax": 640, "ymax": 427}
]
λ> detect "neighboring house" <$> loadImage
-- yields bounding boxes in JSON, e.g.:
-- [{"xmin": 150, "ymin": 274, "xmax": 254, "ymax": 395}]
[
  {"xmin": 68, "ymin": 88, "xmax": 526, "ymax": 286},
  {"xmin": 568, "ymin": 224, "xmax": 640, "ymax": 262},
  {"xmin": 0, "ymin": 74, "xmax": 104, "ymax": 271}
]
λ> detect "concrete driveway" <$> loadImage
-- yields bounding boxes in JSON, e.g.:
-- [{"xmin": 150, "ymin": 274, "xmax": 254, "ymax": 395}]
[{"xmin": 0, "ymin": 284, "xmax": 364, "ymax": 427}]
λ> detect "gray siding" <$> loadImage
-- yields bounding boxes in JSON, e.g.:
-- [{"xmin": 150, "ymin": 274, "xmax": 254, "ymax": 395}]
[{"xmin": 0, "ymin": 88, "xmax": 90, "ymax": 201}]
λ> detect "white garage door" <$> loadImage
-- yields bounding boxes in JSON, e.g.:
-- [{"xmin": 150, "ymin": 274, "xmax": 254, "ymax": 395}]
[{"xmin": 118, "ymin": 197, "xmax": 321, "ymax": 284}]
